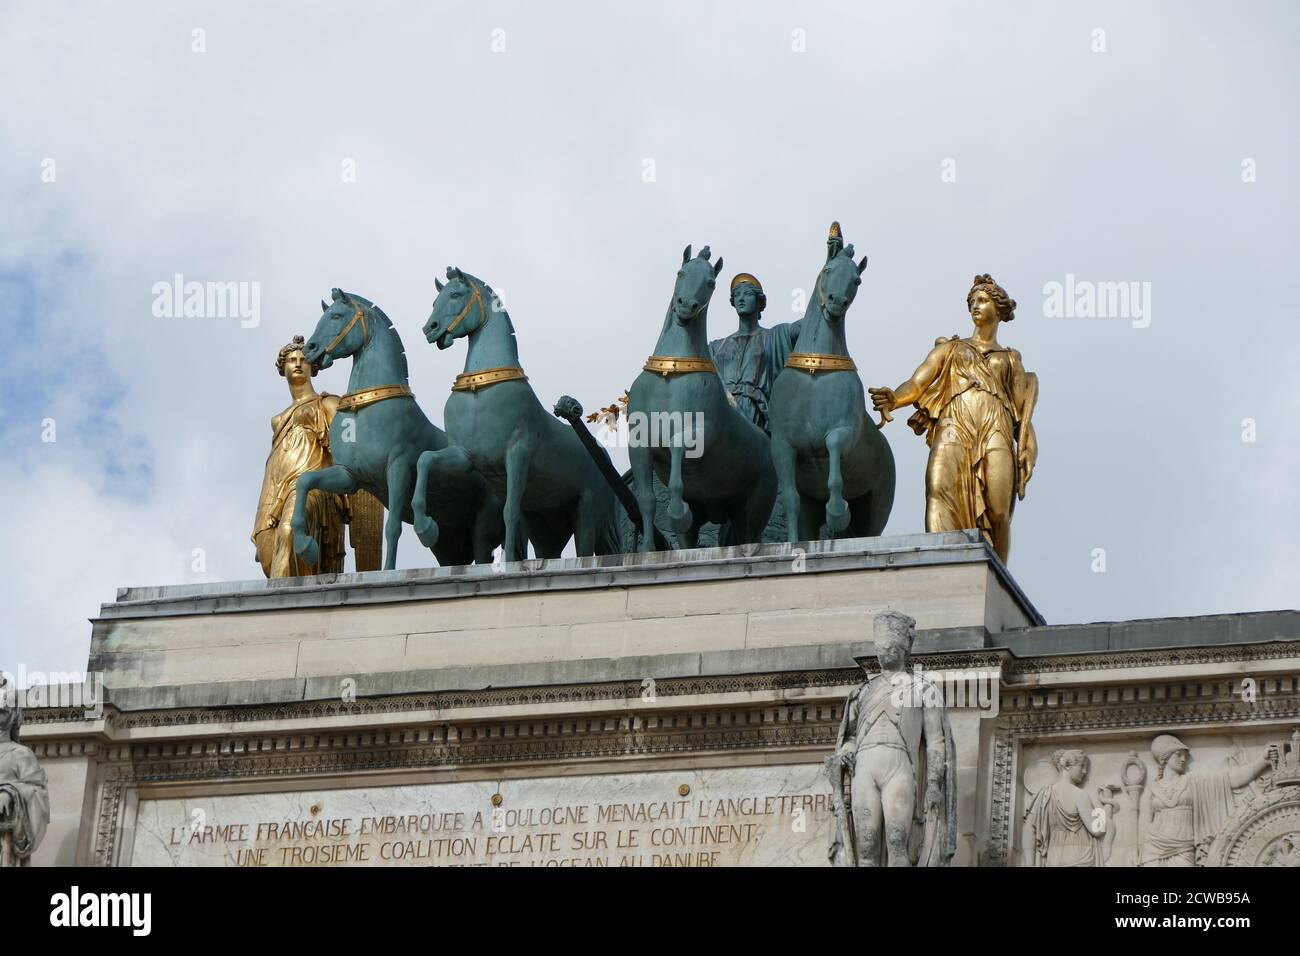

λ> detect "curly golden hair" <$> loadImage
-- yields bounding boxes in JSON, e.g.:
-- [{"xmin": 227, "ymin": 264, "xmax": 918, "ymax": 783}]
[
  {"xmin": 967, "ymin": 273, "xmax": 1017, "ymax": 323},
  {"xmin": 276, "ymin": 335, "xmax": 318, "ymax": 377}
]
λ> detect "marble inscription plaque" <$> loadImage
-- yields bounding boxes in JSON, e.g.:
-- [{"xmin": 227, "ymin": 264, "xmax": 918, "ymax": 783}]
[{"xmin": 128, "ymin": 764, "xmax": 834, "ymax": 867}]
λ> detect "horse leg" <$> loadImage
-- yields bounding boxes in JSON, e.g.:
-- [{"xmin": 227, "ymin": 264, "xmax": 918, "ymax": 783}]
[
  {"xmin": 412, "ymin": 450, "xmax": 441, "ymax": 551},
  {"xmin": 503, "ymin": 442, "xmax": 532, "ymax": 562},
  {"xmin": 733, "ymin": 470, "xmax": 777, "ymax": 547},
  {"xmin": 850, "ymin": 485, "xmax": 895, "ymax": 540},
  {"xmin": 824, "ymin": 425, "xmax": 853, "ymax": 534},
  {"xmin": 292, "ymin": 465, "xmax": 357, "ymax": 567},
  {"xmin": 770, "ymin": 434, "xmax": 802, "ymax": 544},
  {"xmin": 677, "ymin": 513, "xmax": 698, "ymax": 550},
  {"xmin": 572, "ymin": 483, "xmax": 611, "ymax": 558},
  {"xmin": 797, "ymin": 496, "xmax": 824, "ymax": 542},
  {"xmin": 472, "ymin": 490, "xmax": 506, "ymax": 565},
  {"xmin": 665, "ymin": 443, "xmax": 693, "ymax": 534},
  {"xmin": 383, "ymin": 457, "xmax": 414, "ymax": 571},
  {"xmin": 413, "ymin": 445, "xmax": 476, "ymax": 552},
  {"xmin": 629, "ymin": 445, "xmax": 657, "ymax": 553}
]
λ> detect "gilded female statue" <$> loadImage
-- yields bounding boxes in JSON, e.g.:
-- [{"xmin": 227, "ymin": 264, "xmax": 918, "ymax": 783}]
[
  {"xmin": 1141, "ymin": 734, "xmax": 1275, "ymax": 867},
  {"xmin": 252, "ymin": 336, "xmax": 348, "ymax": 577},
  {"xmin": 869, "ymin": 274, "xmax": 1037, "ymax": 563}
]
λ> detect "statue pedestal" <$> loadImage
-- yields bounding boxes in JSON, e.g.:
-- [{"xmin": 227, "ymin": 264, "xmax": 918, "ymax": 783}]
[{"xmin": 20, "ymin": 530, "xmax": 1300, "ymax": 867}]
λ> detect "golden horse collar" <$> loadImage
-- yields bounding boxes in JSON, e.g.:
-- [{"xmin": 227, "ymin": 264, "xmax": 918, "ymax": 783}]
[
  {"xmin": 785, "ymin": 352, "xmax": 858, "ymax": 375},
  {"xmin": 337, "ymin": 384, "xmax": 415, "ymax": 412},
  {"xmin": 451, "ymin": 366, "xmax": 528, "ymax": 392},
  {"xmin": 643, "ymin": 355, "xmax": 718, "ymax": 377}
]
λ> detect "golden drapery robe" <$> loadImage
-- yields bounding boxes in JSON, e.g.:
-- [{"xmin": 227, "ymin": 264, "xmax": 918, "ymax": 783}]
[
  {"xmin": 252, "ymin": 393, "xmax": 346, "ymax": 577},
  {"xmin": 0, "ymin": 740, "xmax": 49, "ymax": 866},
  {"xmin": 908, "ymin": 336, "xmax": 1022, "ymax": 540},
  {"xmin": 1141, "ymin": 771, "xmax": 1236, "ymax": 867}
]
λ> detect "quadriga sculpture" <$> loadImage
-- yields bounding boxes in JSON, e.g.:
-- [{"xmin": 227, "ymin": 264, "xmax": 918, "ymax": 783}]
[
  {"xmin": 292, "ymin": 289, "xmax": 503, "ymax": 570},
  {"xmin": 626, "ymin": 245, "xmax": 777, "ymax": 551},
  {"xmin": 769, "ymin": 224, "xmax": 895, "ymax": 541},
  {"xmin": 414, "ymin": 268, "xmax": 620, "ymax": 561}
]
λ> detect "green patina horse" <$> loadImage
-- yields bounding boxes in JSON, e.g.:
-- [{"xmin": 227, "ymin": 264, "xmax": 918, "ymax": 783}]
[
  {"xmin": 768, "ymin": 229, "xmax": 895, "ymax": 541},
  {"xmin": 626, "ymin": 245, "xmax": 777, "ymax": 551},
  {"xmin": 291, "ymin": 288, "xmax": 503, "ymax": 570},
  {"xmin": 413, "ymin": 268, "xmax": 620, "ymax": 561}
]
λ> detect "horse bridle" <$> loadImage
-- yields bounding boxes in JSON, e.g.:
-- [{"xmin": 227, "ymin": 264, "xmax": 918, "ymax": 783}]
[
  {"xmin": 324, "ymin": 305, "xmax": 368, "ymax": 355},
  {"xmin": 442, "ymin": 275, "xmax": 488, "ymax": 338}
]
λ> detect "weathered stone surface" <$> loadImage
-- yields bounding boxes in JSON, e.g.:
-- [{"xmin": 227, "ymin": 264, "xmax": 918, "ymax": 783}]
[{"xmin": 128, "ymin": 764, "xmax": 834, "ymax": 867}]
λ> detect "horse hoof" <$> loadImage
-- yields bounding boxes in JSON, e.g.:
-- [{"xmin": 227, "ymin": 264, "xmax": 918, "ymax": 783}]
[
  {"xmin": 666, "ymin": 500, "xmax": 693, "ymax": 534},
  {"xmin": 294, "ymin": 531, "xmax": 320, "ymax": 567},
  {"xmin": 414, "ymin": 516, "xmax": 440, "ymax": 550},
  {"xmin": 826, "ymin": 499, "xmax": 850, "ymax": 533}
]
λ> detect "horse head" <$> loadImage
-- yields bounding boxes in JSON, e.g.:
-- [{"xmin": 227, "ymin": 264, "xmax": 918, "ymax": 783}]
[
  {"xmin": 425, "ymin": 267, "xmax": 494, "ymax": 351},
  {"xmin": 303, "ymin": 288, "xmax": 375, "ymax": 369},
  {"xmin": 670, "ymin": 244, "xmax": 724, "ymax": 325},
  {"xmin": 816, "ymin": 243, "xmax": 869, "ymax": 321}
]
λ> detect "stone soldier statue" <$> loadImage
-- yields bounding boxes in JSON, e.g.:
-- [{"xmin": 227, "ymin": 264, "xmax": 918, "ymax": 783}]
[
  {"xmin": 827, "ymin": 611, "xmax": 957, "ymax": 866},
  {"xmin": 708, "ymin": 272, "xmax": 802, "ymax": 435},
  {"xmin": 0, "ymin": 676, "xmax": 49, "ymax": 866}
]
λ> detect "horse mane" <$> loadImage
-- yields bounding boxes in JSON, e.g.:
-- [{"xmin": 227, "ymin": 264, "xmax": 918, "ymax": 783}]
[
  {"xmin": 344, "ymin": 291, "xmax": 409, "ymax": 371},
  {"xmin": 458, "ymin": 270, "xmax": 517, "ymax": 338}
]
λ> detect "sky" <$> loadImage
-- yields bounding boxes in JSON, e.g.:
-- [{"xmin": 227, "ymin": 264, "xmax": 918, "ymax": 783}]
[{"xmin": 2, "ymin": 1, "xmax": 1297, "ymax": 677}]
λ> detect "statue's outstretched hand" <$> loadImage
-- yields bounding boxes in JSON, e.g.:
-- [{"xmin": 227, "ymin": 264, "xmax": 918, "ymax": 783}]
[
  {"xmin": 868, "ymin": 386, "xmax": 895, "ymax": 413},
  {"xmin": 868, "ymin": 387, "xmax": 896, "ymax": 429}
]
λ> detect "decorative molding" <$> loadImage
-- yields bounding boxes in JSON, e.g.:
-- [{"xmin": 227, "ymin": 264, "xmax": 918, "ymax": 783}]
[
  {"xmin": 1002, "ymin": 640, "xmax": 1300, "ymax": 676},
  {"xmin": 101, "ymin": 670, "xmax": 863, "ymax": 730}
]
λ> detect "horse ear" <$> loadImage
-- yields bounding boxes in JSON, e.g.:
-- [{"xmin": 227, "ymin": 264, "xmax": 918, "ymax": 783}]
[
  {"xmin": 713, "ymin": 256, "xmax": 725, "ymax": 277},
  {"xmin": 857, "ymin": 255, "xmax": 869, "ymax": 274},
  {"xmin": 843, "ymin": 243, "xmax": 855, "ymax": 259},
  {"xmin": 445, "ymin": 266, "xmax": 457, "ymax": 280},
  {"xmin": 682, "ymin": 244, "xmax": 692, "ymax": 265},
  {"xmin": 321, "ymin": 299, "xmax": 328, "ymax": 313},
  {"xmin": 331, "ymin": 288, "xmax": 343, "ymax": 301},
  {"xmin": 434, "ymin": 277, "xmax": 444, "ymax": 292},
  {"xmin": 337, "ymin": 289, "xmax": 353, "ymax": 305}
]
